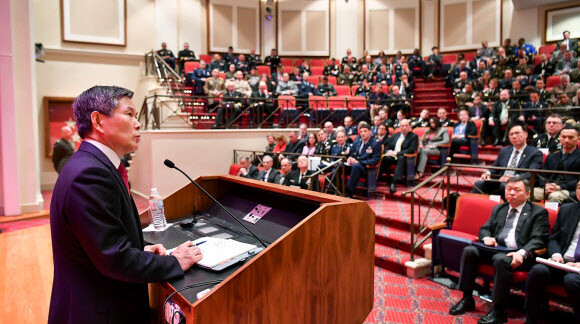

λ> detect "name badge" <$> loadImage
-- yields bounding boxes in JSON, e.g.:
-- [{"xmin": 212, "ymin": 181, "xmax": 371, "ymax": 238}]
[{"xmin": 366, "ymin": 147, "xmax": 373, "ymax": 154}]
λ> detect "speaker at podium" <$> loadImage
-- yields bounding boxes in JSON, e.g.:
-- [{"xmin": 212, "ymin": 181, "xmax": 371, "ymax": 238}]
[{"xmin": 143, "ymin": 175, "xmax": 375, "ymax": 324}]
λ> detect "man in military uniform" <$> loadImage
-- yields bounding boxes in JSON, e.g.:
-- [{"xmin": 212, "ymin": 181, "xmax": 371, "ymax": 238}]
[
  {"xmin": 388, "ymin": 85, "xmax": 411, "ymax": 116},
  {"xmin": 191, "ymin": 60, "xmax": 211, "ymax": 95},
  {"xmin": 531, "ymin": 114, "xmax": 564, "ymax": 154},
  {"xmin": 509, "ymin": 80, "xmax": 527, "ymax": 104},
  {"xmin": 437, "ymin": 108, "xmax": 452, "ymax": 127},
  {"xmin": 236, "ymin": 54, "xmax": 250, "ymax": 75},
  {"xmin": 535, "ymin": 79, "xmax": 550, "ymax": 103},
  {"xmin": 343, "ymin": 116, "xmax": 357, "ymax": 137},
  {"xmin": 324, "ymin": 58, "xmax": 341, "ymax": 77},
  {"xmin": 375, "ymin": 64, "xmax": 393, "ymax": 86},
  {"xmin": 156, "ymin": 42, "xmax": 175, "ymax": 70},
  {"xmin": 209, "ymin": 54, "xmax": 226, "ymax": 72},
  {"xmin": 354, "ymin": 79, "xmax": 372, "ymax": 97},
  {"xmin": 499, "ymin": 69, "xmax": 515, "ymax": 90},
  {"xmin": 453, "ymin": 71, "xmax": 472, "ymax": 95},
  {"xmin": 338, "ymin": 66, "xmax": 356, "ymax": 87},
  {"xmin": 520, "ymin": 90, "xmax": 547, "ymax": 132},
  {"xmin": 357, "ymin": 65, "xmax": 374, "ymax": 85},
  {"xmin": 480, "ymin": 41, "xmax": 495, "ymax": 58},
  {"xmin": 341, "ymin": 49, "xmax": 356, "ymax": 65},
  {"xmin": 344, "ymin": 56, "xmax": 358, "ymax": 72},
  {"xmin": 368, "ymin": 84, "xmax": 389, "ymax": 120},
  {"xmin": 177, "ymin": 42, "xmax": 196, "ymax": 75},
  {"xmin": 223, "ymin": 46, "xmax": 235, "ymax": 65},
  {"xmin": 264, "ymin": 48, "xmax": 281, "ymax": 73},
  {"xmin": 426, "ymin": 46, "xmax": 442, "ymax": 79},
  {"xmin": 317, "ymin": 77, "xmax": 337, "ymax": 97},
  {"xmin": 52, "ymin": 126, "xmax": 75, "ymax": 173},
  {"xmin": 297, "ymin": 72, "xmax": 318, "ymax": 109},
  {"xmin": 315, "ymin": 129, "xmax": 336, "ymax": 163},
  {"xmin": 204, "ymin": 68, "xmax": 225, "ymax": 107},
  {"xmin": 411, "ymin": 109, "xmax": 431, "ymax": 128},
  {"xmin": 248, "ymin": 49, "xmax": 262, "ymax": 68}
]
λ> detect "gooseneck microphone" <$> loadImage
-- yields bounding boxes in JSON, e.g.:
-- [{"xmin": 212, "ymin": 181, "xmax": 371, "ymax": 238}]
[{"xmin": 164, "ymin": 159, "xmax": 267, "ymax": 248}]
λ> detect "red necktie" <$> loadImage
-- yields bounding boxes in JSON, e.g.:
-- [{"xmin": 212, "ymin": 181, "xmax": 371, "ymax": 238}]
[{"xmin": 117, "ymin": 163, "xmax": 130, "ymax": 195}]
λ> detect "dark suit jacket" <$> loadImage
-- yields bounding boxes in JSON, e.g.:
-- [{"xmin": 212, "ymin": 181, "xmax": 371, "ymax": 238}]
[
  {"xmin": 558, "ymin": 38, "xmax": 579, "ymax": 52},
  {"xmin": 468, "ymin": 105, "xmax": 490, "ymax": 120},
  {"xmin": 283, "ymin": 140, "xmax": 306, "ymax": 161},
  {"xmin": 284, "ymin": 169, "xmax": 316, "ymax": 190},
  {"xmin": 479, "ymin": 201, "xmax": 550, "ymax": 255},
  {"xmin": 349, "ymin": 138, "xmax": 382, "ymax": 166},
  {"xmin": 49, "ymin": 141, "xmax": 183, "ymax": 324},
  {"xmin": 547, "ymin": 202, "xmax": 580, "ymax": 258},
  {"xmin": 385, "ymin": 132, "xmax": 419, "ymax": 158},
  {"xmin": 256, "ymin": 168, "xmax": 280, "ymax": 183},
  {"xmin": 243, "ymin": 164, "xmax": 260, "ymax": 179},
  {"xmin": 452, "ymin": 121, "xmax": 477, "ymax": 140},
  {"xmin": 491, "ymin": 99, "xmax": 521, "ymax": 123},
  {"xmin": 52, "ymin": 138, "xmax": 75, "ymax": 173},
  {"xmin": 490, "ymin": 145, "xmax": 543, "ymax": 178},
  {"xmin": 539, "ymin": 149, "xmax": 580, "ymax": 190}
]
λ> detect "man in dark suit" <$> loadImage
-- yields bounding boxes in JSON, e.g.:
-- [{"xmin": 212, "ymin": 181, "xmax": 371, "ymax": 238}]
[
  {"xmin": 52, "ymin": 126, "xmax": 75, "ymax": 173},
  {"xmin": 156, "ymin": 42, "xmax": 175, "ymax": 69},
  {"xmin": 280, "ymin": 131, "xmax": 305, "ymax": 162},
  {"xmin": 531, "ymin": 114, "xmax": 564, "ymax": 154},
  {"xmin": 381, "ymin": 119, "xmax": 419, "ymax": 194},
  {"xmin": 468, "ymin": 95, "xmax": 490, "ymax": 144},
  {"xmin": 558, "ymin": 30, "xmax": 579, "ymax": 53},
  {"xmin": 256, "ymin": 155, "xmax": 279, "ymax": 183},
  {"xmin": 213, "ymin": 81, "xmax": 243, "ymax": 128},
  {"xmin": 264, "ymin": 48, "xmax": 281, "ymax": 73},
  {"xmin": 238, "ymin": 156, "xmax": 259, "ymax": 179},
  {"xmin": 490, "ymin": 90, "xmax": 521, "ymax": 145},
  {"xmin": 274, "ymin": 158, "xmax": 292, "ymax": 185},
  {"xmin": 250, "ymin": 81, "xmax": 275, "ymax": 127},
  {"xmin": 177, "ymin": 42, "xmax": 196, "ymax": 75},
  {"xmin": 285, "ymin": 155, "xmax": 317, "ymax": 190},
  {"xmin": 473, "ymin": 123, "xmax": 543, "ymax": 195},
  {"xmin": 49, "ymin": 86, "xmax": 201, "ymax": 324},
  {"xmin": 534, "ymin": 124, "xmax": 580, "ymax": 203},
  {"xmin": 375, "ymin": 124, "xmax": 389, "ymax": 148},
  {"xmin": 449, "ymin": 177, "xmax": 550, "ymax": 324},
  {"xmin": 526, "ymin": 179, "xmax": 580, "ymax": 323},
  {"xmin": 426, "ymin": 46, "xmax": 442, "ymax": 78},
  {"xmin": 520, "ymin": 90, "xmax": 548, "ymax": 132},
  {"xmin": 449, "ymin": 109, "xmax": 478, "ymax": 158},
  {"xmin": 344, "ymin": 123, "xmax": 382, "ymax": 197}
]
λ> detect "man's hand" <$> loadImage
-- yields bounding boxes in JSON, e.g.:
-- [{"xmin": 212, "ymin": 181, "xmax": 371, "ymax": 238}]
[
  {"xmin": 566, "ymin": 262, "xmax": 580, "ymax": 268},
  {"xmin": 483, "ymin": 237, "xmax": 497, "ymax": 247},
  {"xmin": 501, "ymin": 119, "xmax": 508, "ymax": 126},
  {"xmin": 172, "ymin": 241, "xmax": 203, "ymax": 271},
  {"xmin": 518, "ymin": 116, "xmax": 525, "ymax": 122},
  {"xmin": 499, "ymin": 175, "xmax": 511, "ymax": 182},
  {"xmin": 489, "ymin": 119, "xmax": 495, "ymax": 126},
  {"xmin": 481, "ymin": 172, "xmax": 491, "ymax": 180},
  {"xmin": 507, "ymin": 251, "xmax": 524, "ymax": 269},
  {"xmin": 144, "ymin": 244, "xmax": 167, "ymax": 255},
  {"xmin": 347, "ymin": 157, "xmax": 358, "ymax": 164},
  {"xmin": 386, "ymin": 150, "xmax": 396, "ymax": 157},
  {"xmin": 550, "ymin": 254, "xmax": 564, "ymax": 263}
]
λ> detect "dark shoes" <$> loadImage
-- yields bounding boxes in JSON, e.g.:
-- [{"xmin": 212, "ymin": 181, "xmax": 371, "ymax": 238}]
[
  {"xmin": 477, "ymin": 308, "xmax": 507, "ymax": 324},
  {"xmin": 389, "ymin": 182, "xmax": 397, "ymax": 194},
  {"xmin": 449, "ymin": 297, "xmax": 475, "ymax": 315}
]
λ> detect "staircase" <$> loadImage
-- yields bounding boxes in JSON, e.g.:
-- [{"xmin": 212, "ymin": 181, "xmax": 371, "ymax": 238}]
[{"xmin": 412, "ymin": 77, "xmax": 457, "ymax": 119}]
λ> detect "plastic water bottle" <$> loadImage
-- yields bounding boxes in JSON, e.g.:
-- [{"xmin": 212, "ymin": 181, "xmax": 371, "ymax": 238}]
[{"xmin": 149, "ymin": 188, "xmax": 167, "ymax": 229}]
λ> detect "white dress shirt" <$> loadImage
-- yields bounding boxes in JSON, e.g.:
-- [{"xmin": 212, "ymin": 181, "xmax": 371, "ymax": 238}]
[
  {"xmin": 85, "ymin": 139, "xmax": 121, "ymax": 168},
  {"xmin": 555, "ymin": 219, "xmax": 580, "ymax": 262},
  {"xmin": 504, "ymin": 202, "xmax": 526, "ymax": 251}
]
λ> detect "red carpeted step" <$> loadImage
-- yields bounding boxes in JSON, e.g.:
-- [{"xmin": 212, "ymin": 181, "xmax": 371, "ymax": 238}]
[
  {"xmin": 375, "ymin": 224, "xmax": 427, "ymax": 256},
  {"xmin": 374, "ymin": 244, "xmax": 413, "ymax": 275},
  {"xmin": 414, "ymin": 99, "xmax": 455, "ymax": 105}
]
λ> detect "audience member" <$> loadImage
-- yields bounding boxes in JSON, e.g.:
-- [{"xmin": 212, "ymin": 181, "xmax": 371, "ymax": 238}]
[
  {"xmin": 532, "ymin": 54, "xmax": 553, "ymax": 78},
  {"xmin": 514, "ymin": 37, "xmax": 537, "ymax": 58},
  {"xmin": 344, "ymin": 123, "xmax": 382, "ymax": 197},
  {"xmin": 317, "ymin": 77, "xmax": 337, "ymax": 97},
  {"xmin": 209, "ymin": 54, "xmax": 225, "ymax": 72},
  {"xmin": 212, "ymin": 81, "xmax": 243, "ymax": 128},
  {"xmin": 224, "ymin": 64, "xmax": 237, "ymax": 80},
  {"xmin": 570, "ymin": 61, "xmax": 580, "ymax": 83},
  {"xmin": 301, "ymin": 133, "xmax": 318, "ymax": 156},
  {"xmin": 314, "ymin": 129, "xmax": 334, "ymax": 162},
  {"xmin": 344, "ymin": 116, "xmax": 358, "ymax": 136},
  {"xmin": 552, "ymin": 74, "xmax": 579, "ymax": 104},
  {"xmin": 357, "ymin": 65, "xmax": 374, "ymax": 85},
  {"xmin": 341, "ymin": 49, "xmax": 356, "ymax": 65},
  {"xmin": 289, "ymin": 66, "xmax": 302, "ymax": 82},
  {"xmin": 473, "ymin": 123, "xmax": 543, "ymax": 195},
  {"xmin": 381, "ymin": 119, "xmax": 419, "ymax": 194},
  {"xmin": 338, "ymin": 66, "xmax": 356, "ymax": 87},
  {"xmin": 324, "ymin": 121, "xmax": 336, "ymax": 141},
  {"xmin": 264, "ymin": 48, "xmax": 281, "ymax": 73},
  {"xmin": 330, "ymin": 130, "xmax": 351, "ymax": 162},
  {"xmin": 248, "ymin": 49, "xmax": 262, "ymax": 68},
  {"xmin": 468, "ymin": 95, "xmax": 490, "ymax": 144},
  {"xmin": 375, "ymin": 64, "xmax": 392, "ymax": 86},
  {"xmin": 324, "ymin": 58, "xmax": 341, "ymax": 77},
  {"xmin": 223, "ymin": 46, "xmax": 235, "ymax": 65},
  {"xmin": 521, "ymin": 90, "xmax": 548, "ymax": 131},
  {"xmin": 535, "ymin": 79, "xmax": 551, "ymax": 103},
  {"xmin": 264, "ymin": 134, "xmax": 276, "ymax": 153},
  {"xmin": 276, "ymin": 73, "xmax": 298, "ymax": 96},
  {"xmin": 396, "ymin": 74, "xmax": 413, "ymax": 97},
  {"xmin": 234, "ymin": 71, "xmax": 252, "ymax": 98},
  {"xmin": 368, "ymin": 84, "xmax": 389, "ymax": 120},
  {"xmin": 531, "ymin": 114, "xmax": 564, "ymax": 153},
  {"xmin": 555, "ymin": 51, "xmax": 578, "ymax": 75},
  {"xmin": 236, "ymin": 54, "xmax": 250, "ymax": 75},
  {"xmin": 285, "ymin": 155, "xmax": 315, "ymax": 190},
  {"xmin": 256, "ymin": 155, "xmax": 279, "ymax": 183},
  {"xmin": 204, "ymin": 68, "xmax": 224, "ymax": 107},
  {"xmin": 411, "ymin": 109, "xmax": 430, "ymax": 128},
  {"xmin": 490, "ymin": 90, "xmax": 521, "ymax": 145},
  {"xmin": 156, "ymin": 42, "xmax": 175, "ymax": 69},
  {"xmin": 415, "ymin": 118, "xmax": 449, "ymax": 179},
  {"xmin": 388, "ymin": 85, "xmax": 411, "ymax": 116},
  {"xmin": 354, "ymin": 79, "xmax": 372, "ymax": 96},
  {"xmin": 274, "ymin": 158, "xmax": 292, "ymax": 185},
  {"xmin": 279, "ymin": 131, "xmax": 305, "ymax": 162},
  {"xmin": 375, "ymin": 124, "xmax": 389, "ymax": 148},
  {"xmin": 190, "ymin": 60, "xmax": 210, "ymax": 94},
  {"xmin": 297, "ymin": 123, "xmax": 309, "ymax": 143},
  {"xmin": 52, "ymin": 126, "xmax": 75, "ymax": 173},
  {"xmin": 449, "ymin": 109, "xmax": 477, "ymax": 158},
  {"xmin": 271, "ymin": 65, "xmax": 284, "ymax": 84},
  {"xmin": 273, "ymin": 135, "xmax": 287, "ymax": 154},
  {"xmin": 449, "ymin": 177, "xmax": 549, "ymax": 324},
  {"xmin": 534, "ymin": 124, "xmax": 580, "ymax": 203},
  {"xmin": 371, "ymin": 116, "xmax": 382, "ymax": 136},
  {"xmin": 250, "ymin": 82, "xmax": 274, "ymax": 126},
  {"xmin": 426, "ymin": 46, "xmax": 442, "ymax": 79},
  {"xmin": 177, "ymin": 42, "xmax": 196, "ymax": 74},
  {"xmin": 437, "ymin": 107, "xmax": 452, "ymax": 127},
  {"xmin": 456, "ymin": 83, "xmax": 476, "ymax": 107},
  {"xmin": 558, "ymin": 30, "xmax": 579, "ymax": 53},
  {"xmin": 480, "ymin": 41, "xmax": 495, "ymax": 58},
  {"xmin": 238, "ymin": 156, "xmax": 259, "ymax": 179}
]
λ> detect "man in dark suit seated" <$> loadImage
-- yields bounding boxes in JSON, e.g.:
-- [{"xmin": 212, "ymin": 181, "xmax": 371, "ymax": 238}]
[
  {"xmin": 449, "ymin": 109, "xmax": 478, "ymax": 158},
  {"xmin": 531, "ymin": 114, "xmax": 564, "ymax": 154},
  {"xmin": 534, "ymin": 124, "xmax": 580, "ymax": 204},
  {"xmin": 381, "ymin": 119, "xmax": 419, "ymax": 194},
  {"xmin": 49, "ymin": 86, "xmax": 201, "ymax": 324},
  {"xmin": 520, "ymin": 90, "xmax": 548, "ymax": 133},
  {"xmin": 344, "ymin": 123, "xmax": 382, "ymax": 197},
  {"xmin": 375, "ymin": 124, "xmax": 389, "ymax": 148},
  {"xmin": 156, "ymin": 42, "xmax": 175, "ymax": 69},
  {"xmin": 449, "ymin": 177, "xmax": 550, "ymax": 324},
  {"xmin": 468, "ymin": 95, "xmax": 491, "ymax": 144},
  {"xmin": 212, "ymin": 81, "xmax": 243, "ymax": 128},
  {"xmin": 473, "ymin": 123, "xmax": 543, "ymax": 195},
  {"xmin": 285, "ymin": 155, "xmax": 317, "ymax": 190},
  {"xmin": 558, "ymin": 30, "xmax": 579, "ymax": 53},
  {"xmin": 250, "ymin": 81, "xmax": 275, "ymax": 127},
  {"xmin": 526, "ymin": 179, "xmax": 580, "ymax": 324},
  {"xmin": 279, "ymin": 131, "xmax": 305, "ymax": 163},
  {"xmin": 256, "ymin": 155, "xmax": 279, "ymax": 183},
  {"xmin": 274, "ymin": 158, "xmax": 292, "ymax": 185},
  {"xmin": 52, "ymin": 126, "xmax": 75, "ymax": 173},
  {"xmin": 489, "ymin": 90, "xmax": 521, "ymax": 146},
  {"xmin": 238, "ymin": 156, "xmax": 259, "ymax": 179}
]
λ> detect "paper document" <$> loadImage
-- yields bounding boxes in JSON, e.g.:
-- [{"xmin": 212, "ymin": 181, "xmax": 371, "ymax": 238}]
[
  {"xmin": 536, "ymin": 257, "xmax": 580, "ymax": 274},
  {"xmin": 193, "ymin": 237, "xmax": 258, "ymax": 269}
]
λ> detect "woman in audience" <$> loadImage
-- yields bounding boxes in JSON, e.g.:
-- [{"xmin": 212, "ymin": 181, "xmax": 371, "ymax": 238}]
[
  {"xmin": 225, "ymin": 64, "xmax": 237, "ymax": 80},
  {"xmin": 449, "ymin": 109, "xmax": 478, "ymax": 159},
  {"xmin": 301, "ymin": 133, "xmax": 318, "ymax": 156},
  {"xmin": 265, "ymin": 134, "xmax": 276, "ymax": 153},
  {"xmin": 374, "ymin": 51, "xmax": 386, "ymax": 66},
  {"xmin": 273, "ymin": 135, "xmax": 287, "ymax": 154},
  {"xmin": 415, "ymin": 118, "xmax": 450, "ymax": 179}
]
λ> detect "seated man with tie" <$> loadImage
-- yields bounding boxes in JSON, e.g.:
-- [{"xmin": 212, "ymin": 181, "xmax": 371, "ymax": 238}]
[
  {"xmin": 531, "ymin": 114, "xmax": 563, "ymax": 154},
  {"xmin": 526, "ymin": 179, "xmax": 580, "ymax": 323},
  {"xmin": 520, "ymin": 90, "xmax": 548, "ymax": 133},
  {"xmin": 381, "ymin": 119, "xmax": 419, "ymax": 194},
  {"xmin": 256, "ymin": 155, "xmax": 279, "ymax": 183},
  {"xmin": 285, "ymin": 155, "xmax": 317, "ymax": 190},
  {"xmin": 468, "ymin": 95, "xmax": 491, "ymax": 145},
  {"xmin": 250, "ymin": 81, "xmax": 274, "ymax": 127},
  {"xmin": 449, "ymin": 177, "xmax": 550, "ymax": 324},
  {"xmin": 534, "ymin": 124, "xmax": 580, "ymax": 203},
  {"xmin": 473, "ymin": 123, "xmax": 543, "ymax": 195},
  {"xmin": 490, "ymin": 90, "xmax": 521, "ymax": 146},
  {"xmin": 274, "ymin": 158, "xmax": 292, "ymax": 185},
  {"xmin": 449, "ymin": 109, "xmax": 478, "ymax": 159},
  {"xmin": 212, "ymin": 81, "xmax": 243, "ymax": 128},
  {"xmin": 344, "ymin": 123, "xmax": 382, "ymax": 198}
]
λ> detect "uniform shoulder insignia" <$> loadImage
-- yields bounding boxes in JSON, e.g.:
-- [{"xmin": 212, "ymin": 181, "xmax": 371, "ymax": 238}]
[{"xmin": 533, "ymin": 134, "xmax": 538, "ymax": 138}]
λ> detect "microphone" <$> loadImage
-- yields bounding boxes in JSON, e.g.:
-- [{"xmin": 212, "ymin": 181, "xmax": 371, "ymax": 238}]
[{"xmin": 164, "ymin": 159, "xmax": 267, "ymax": 248}]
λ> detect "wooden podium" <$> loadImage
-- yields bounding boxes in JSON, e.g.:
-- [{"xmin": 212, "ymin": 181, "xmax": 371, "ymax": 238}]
[{"xmin": 144, "ymin": 175, "xmax": 375, "ymax": 324}]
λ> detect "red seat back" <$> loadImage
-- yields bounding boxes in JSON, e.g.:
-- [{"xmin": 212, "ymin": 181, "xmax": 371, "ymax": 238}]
[
  {"xmin": 347, "ymin": 96, "xmax": 366, "ymax": 109},
  {"xmin": 335, "ymin": 85, "xmax": 351, "ymax": 96},
  {"xmin": 539, "ymin": 44, "xmax": 557, "ymax": 55},
  {"xmin": 463, "ymin": 52, "xmax": 475, "ymax": 61},
  {"xmin": 412, "ymin": 127, "xmax": 429, "ymax": 139},
  {"xmin": 256, "ymin": 65, "xmax": 271, "ymax": 76},
  {"xmin": 546, "ymin": 75, "xmax": 562, "ymax": 91},
  {"xmin": 283, "ymin": 66, "xmax": 293, "ymax": 74},
  {"xmin": 309, "ymin": 96, "xmax": 327, "ymax": 110},
  {"xmin": 442, "ymin": 54, "xmax": 457, "ymax": 64},
  {"xmin": 229, "ymin": 164, "xmax": 241, "ymax": 175},
  {"xmin": 452, "ymin": 194, "xmax": 502, "ymax": 235},
  {"xmin": 310, "ymin": 59, "xmax": 324, "ymax": 67},
  {"xmin": 199, "ymin": 54, "xmax": 211, "ymax": 63},
  {"xmin": 294, "ymin": 59, "xmax": 303, "ymax": 67},
  {"xmin": 311, "ymin": 66, "xmax": 324, "ymax": 76},
  {"xmin": 280, "ymin": 58, "xmax": 293, "ymax": 67},
  {"xmin": 278, "ymin": 95, "xmax": 296, "ymax": 112},
  {"xmin": 308, "ymin": 76, "xmax": 320, "ymax": 86},
  {"xmin": 327, "ymin": 76, "xmax": 337, "ymax": 85},
  {"xmin": 327, "ymin": 97, "xmax": 346, "ymax": 109},
  {"xmin": 184, "ymin": 61, "xmax": 200, "ymax": 74}
]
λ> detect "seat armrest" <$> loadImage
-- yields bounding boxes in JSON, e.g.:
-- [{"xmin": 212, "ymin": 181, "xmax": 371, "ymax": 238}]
[
  {"xmin": 534, "ymin": 248, "xmax": 547, "ymax": 256},
  {"xmin": 404, "ymin": 152, "xmax": 418, "ymax": 158},
  {"xmin": 427, "ymin": 222, "xmax": 448, "ymax": 231}
]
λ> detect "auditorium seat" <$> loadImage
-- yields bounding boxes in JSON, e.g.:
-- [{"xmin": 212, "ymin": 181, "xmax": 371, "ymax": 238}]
[
  {"xmin": 539, "ymin": 44, "xmax": 557, "ymax": 55},
  {"xmin": 441, "ymin": 54, "xmax": 457, "ymax": 65},
  {"xmin": 310, "ymin": 59, "xmax": 324, "ymax": 67},
  {"xmin": 452, "ymin": 120, "xmax": 481, "ymax": 164},
  {"xmin": 335, "ymin": 85, "xmax": 351, "ymax": 96},
  {"xmin": 283, "ymin": 66, "xmax": 293, "ymax": 74},
  {"xmin": 278, "ymin": 95, "xmax": 297, "ymax": 126},
  {"xmin": 294, "ymin": 59, "xmax": 303, "ymax": 67},
  {"xmin": 351, "ymin": 85, "xmax": 358, "ymax": 95},
  {"xmin": 281, "ymin": 58, "xmax": 293, "ymax": 67},
  {"xmin": 546, "ymin": 75, "xmax": 562, "ymax": 91},
  {"xmin": 308, "ymin": 76, "xmax": 320, "ymax": 87},
  {"xmin": 327, "ymin": 76, "xmax": 337, "ymax": 85},
  {"xmin": 429, "ymin": 194, "xmax": 502, "ymax": 273},
  {"xmin": 328, "ymin": 96, "xmax": 348, "ymax": 123},
  {"xmin": 463, "ymin": 52, "xmax": 475, "ymax": 61},
  {"xmin": 311, "ymin": 66, "xmax": 324, "ymax": 76},
  {"xmin": 309, "ymin": 96, "xmax": 328, "ymax": 124},
  {"xmin": 229, "ymin": 164, "xmax": 241, "ymax": 176},
  {"xmin": 199, "ymin": 54, "xmax": 211, "ymax": 63},
  {"xmin": 347, "ymin": 96, "xmax": 367, "ymax": 121},
  {"xmin": 256, "ymin": 65, "xmax": 271, "ymax": 76},
  {"xmin": 184, "ymin": 62, "xmax": 200, "ymax": 75}
]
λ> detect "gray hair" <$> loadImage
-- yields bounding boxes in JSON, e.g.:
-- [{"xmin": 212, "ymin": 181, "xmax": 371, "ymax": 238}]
[{"xmin": 73, "ymin": 86, "xmax": 133, "ymax": 138}]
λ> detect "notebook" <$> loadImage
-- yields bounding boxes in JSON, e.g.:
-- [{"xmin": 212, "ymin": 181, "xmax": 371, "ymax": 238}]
[
  {"xmin": 536, "ymin": 257, "xmax": 580, "ymax": 274},
  {"xmin": 168, "ymin": 237, "xmax": 262, "ymax": 271}
]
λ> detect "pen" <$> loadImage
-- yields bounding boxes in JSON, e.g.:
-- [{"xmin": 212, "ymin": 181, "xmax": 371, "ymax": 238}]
[{"xmin": 194, "ymin": 241, "xmax": 207, "ymax": 246}]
